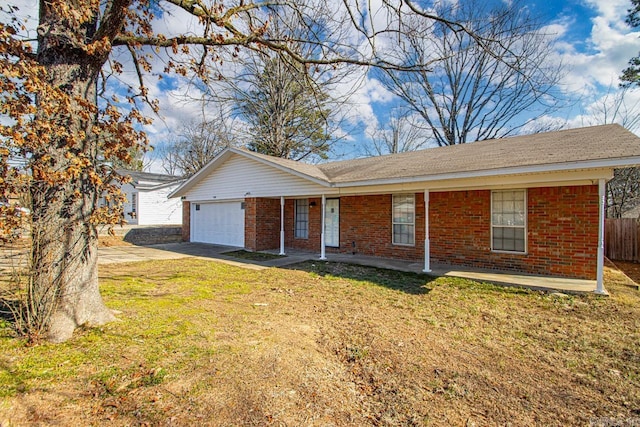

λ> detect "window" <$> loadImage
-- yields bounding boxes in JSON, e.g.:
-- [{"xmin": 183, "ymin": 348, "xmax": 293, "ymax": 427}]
[
  {"xmin": 295, "ymin": 199, "xmax": 309, "ymax": 239},
  {"xmin": 131, "ymin": 192, "xmax": 137, "ymax": 213},
  {"xmin": 393, "ymin": 194, "xmax": 415, "ymax": 245},
  {"xmin": 491, "ymin": 190, "xmax": 526, "ymax": 253}
]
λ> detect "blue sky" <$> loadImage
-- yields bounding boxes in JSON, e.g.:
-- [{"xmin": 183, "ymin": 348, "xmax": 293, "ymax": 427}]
[
  {"xmin": 303, "ymin": 0, "xmax": 640, "ymax": 161},
  {"xmin": 7, "ymin": 0, "xmax": 640, "ymax": 170},
  {"xmin": 534, "ymin": 1, "xmax": 596, "ymax": 44}
]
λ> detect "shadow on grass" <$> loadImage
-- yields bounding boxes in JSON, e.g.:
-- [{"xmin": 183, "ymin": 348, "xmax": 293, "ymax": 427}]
[
  {"xmin": 284, "ymin": 260, "xmax": 435, "ymax": 295},
  {"xmin": 222, "ymin": 250, "xmax": 286, "ymax": 262},
  {"xmin": 0, "ymin": 297, "xmax": 17, "ymax": 324}
]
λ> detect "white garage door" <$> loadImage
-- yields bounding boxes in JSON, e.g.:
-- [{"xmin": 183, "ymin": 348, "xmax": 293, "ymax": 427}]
[{"xmin": 191, "ymin": 201, "xmax": 245, "ymax": 247}]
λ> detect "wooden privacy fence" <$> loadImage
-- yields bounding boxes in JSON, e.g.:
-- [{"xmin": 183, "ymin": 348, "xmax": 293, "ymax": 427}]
[{"xmin": 605, "ymin": 218, "xmax": 640, "ymax": 262}]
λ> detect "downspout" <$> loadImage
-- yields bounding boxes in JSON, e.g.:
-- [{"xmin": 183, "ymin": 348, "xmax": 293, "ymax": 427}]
[
  {"xmin": 596, "ymin": 178, "xmax": 607, "ymax": 294},
  {"xmin": 423, "ymin": 190, "xmax": 431, "ymax": 273},
  {"xmin": 279, "ymin": 196, "xmax": 286, "ymax": 256}
]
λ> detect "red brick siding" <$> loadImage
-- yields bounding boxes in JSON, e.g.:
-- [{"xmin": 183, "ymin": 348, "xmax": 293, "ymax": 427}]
[
  {"xmin": 527, "ymin": 186, "xmax": 598, "ymax": 279},
  {"xmin": 244, "ymin": 185, "xmax": 598, "ymax": 279},
  {"xmin": 429, "ymin": 186, "xmax": 599, "ymax": 279},
  {"xmin": 244, "ymin": 198, "xmax": 257, "ymax": 251},
  {"xmin": 429, "ymin": 190, "xmax": 491, "ymax": 267},
  {"xmin": 285, "ymin": 198, "xmax": 323, "ymax": 252},
  {"xmin": 181, "ymin": 201, "xmax": 190, "ymax": 242},
  {"xmin": 335, "ymin": 194, "xmax": 425, "ymax": 260},
  {"xmin": 244, "ymin": 198, "xmax": 280, "ymax": 251}
]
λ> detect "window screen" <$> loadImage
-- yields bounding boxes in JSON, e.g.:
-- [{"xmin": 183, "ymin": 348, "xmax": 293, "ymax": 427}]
[
  {"xmin": 393, "ymin": 194, "xmax": 415, "ymax": 245},
  {"xmin": 295, "ymin": 199, "xmax": 309, "ymax": 239},
  {"xmin": 491, "ymin": 190, "xmax": 526, "ymax": 253}
]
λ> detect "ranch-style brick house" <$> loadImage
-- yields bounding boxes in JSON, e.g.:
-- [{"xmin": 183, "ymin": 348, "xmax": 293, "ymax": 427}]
[{"xmin": 169, "ymin": 124, "xmax": 640, "ymax": 292}]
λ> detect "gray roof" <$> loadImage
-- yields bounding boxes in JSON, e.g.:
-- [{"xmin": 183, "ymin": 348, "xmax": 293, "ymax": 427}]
[
  {"xmin": 117, "ymin": 169, "xmax": 183, "ymax": 189},
  {"xmin": 170, "ymin": 124, "xmax": 640, "ymax": 198},
  {"xmin": 317, "ymin": 124, "xmax": 640, "ymax": 184},
  {"xmin": 118, "ymin": 169, "xmax": 180, "ymax": 183}
]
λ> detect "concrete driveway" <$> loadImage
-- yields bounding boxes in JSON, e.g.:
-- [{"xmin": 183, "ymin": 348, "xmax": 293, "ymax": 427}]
[
  {"xmin": 99, "ymin": 242, "xmax": 225, "ymax": 264},
  {"xmin": 98, "ymin": 242, "xmax": 315, "ymax": 270},
  {"xmin": 1, "ymin": 242, "xmax": 312, "ymax": 274}
]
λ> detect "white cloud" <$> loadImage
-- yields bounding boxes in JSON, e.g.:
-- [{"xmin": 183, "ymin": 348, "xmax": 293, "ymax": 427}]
[
  {"xmin": 529, "ymin": 0, "xmax": 640, "ymax": 137},
  {"xmin": 584, "ymin": 0, "xmax": 632, "ymax": 28},
  {"xmin": 553, "ymin": 0, "xmax": 640, "ymax": 94},
  {"xmin": 364, "ymin": 78, "xmax": 396, "ymax": 103},
  {"xmin": 541, "ymin": 22, "xmax": 569, "ymax": 40},
  {"xmin": 330, "ymin": 73, "xmax": 400, "ymax": 143}
]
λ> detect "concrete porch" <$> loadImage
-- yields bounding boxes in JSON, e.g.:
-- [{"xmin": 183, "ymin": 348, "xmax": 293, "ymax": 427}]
[{"xmin": 262, "ymin": 248, "xmax": 602, "ymax": 295}]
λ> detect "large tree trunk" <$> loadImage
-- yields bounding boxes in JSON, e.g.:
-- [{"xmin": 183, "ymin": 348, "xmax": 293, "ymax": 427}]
[
  {"xmin": 30, "ymin": 2, "xmax": 116, "ymax": 342},
  {"xmin": 30, "ymin": 209, "xmax": 116, "ymax": 343}
]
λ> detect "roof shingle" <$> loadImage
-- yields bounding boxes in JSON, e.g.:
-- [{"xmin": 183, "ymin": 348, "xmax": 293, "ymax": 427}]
[{"xmin": 316, "ymin": 124, "xmax": 640, "ymax": 184}]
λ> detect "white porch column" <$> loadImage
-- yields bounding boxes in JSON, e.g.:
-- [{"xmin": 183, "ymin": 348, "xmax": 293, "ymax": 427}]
[
  {"xmin": 596, "ymin": 178, "xmax": 606, "ymax": 294},
  {"xmin": 279, "ymin": 196, "xmax": 286, "ymax": 256},
  {"xmin": 320, "ymin": 194, "xmax": 327, "ymax": 260},
  {"xmin": 423, "ymin": 190, "xmax": 432, "ymax": 273}
]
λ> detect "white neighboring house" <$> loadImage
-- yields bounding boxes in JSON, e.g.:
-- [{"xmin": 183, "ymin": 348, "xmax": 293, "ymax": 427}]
[{"xmin": 116, "ymin": 169, "xmax": 184, "ymax": 225}]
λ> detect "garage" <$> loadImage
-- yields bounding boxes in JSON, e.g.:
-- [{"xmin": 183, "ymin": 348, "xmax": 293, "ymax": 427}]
[{"xmin": 191, "ymin": 201, "xmax": 245, "ymax": 247}]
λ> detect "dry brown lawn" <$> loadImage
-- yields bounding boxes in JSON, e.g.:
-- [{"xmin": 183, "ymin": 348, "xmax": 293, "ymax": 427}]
[
  {"xmin": 0, "ymin": 258, "xmax": 639, "ymax": 426},
  {"xmin": 97, "ymin": 235, "xmax": 134, "ymax": 247}
]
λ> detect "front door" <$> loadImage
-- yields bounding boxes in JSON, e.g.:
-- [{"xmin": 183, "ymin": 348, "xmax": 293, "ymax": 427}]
[{"xmin": 325, "ymin": 199, "xmax": 340, "ymax": 247}]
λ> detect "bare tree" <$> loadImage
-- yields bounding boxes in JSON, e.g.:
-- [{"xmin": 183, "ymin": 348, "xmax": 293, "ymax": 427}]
[
  {"xmin": 580, "ymin": 85, "xmax": 640, "ymax": 217},
  {"xmin": 582, "ymin": 85, "xmax": 640, "ymax": 133},
  {"xmin": 160, "ymin": 117, "xmax": 237, "ymax": 177},
  {"xmin": 365, "ymin": 109, "xmax": 432, "ymax": 156},
  {"xmin": 607, "ymin": 168, "xmax": 640, "ymax": 218},
  {"xmin": 378, "ymin": 0, "xmax": 565, "ymax": 146}
]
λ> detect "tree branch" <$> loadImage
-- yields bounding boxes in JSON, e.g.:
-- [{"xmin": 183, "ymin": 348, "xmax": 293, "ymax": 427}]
[
  {"xmin": 125, "ymin": 44, "xmax": 158, "ymax": 112},
  {"xmin": 93, "ymin": 0, "xmax": 132, "ymax": 55}
]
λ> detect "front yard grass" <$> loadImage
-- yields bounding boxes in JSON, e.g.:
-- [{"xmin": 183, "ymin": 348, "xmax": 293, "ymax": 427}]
[{"xmin": 0, "ymin": 258, "xmax": 638, "ymax": 426}]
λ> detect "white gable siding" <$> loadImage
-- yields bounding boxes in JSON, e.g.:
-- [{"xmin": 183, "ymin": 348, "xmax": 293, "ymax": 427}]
[
  {"xmin": 138, "ymin": 184, "xmax": 182, "ymax": 225},
  {"xmin": 184, "ymin": 154, "xmax": 336, "ymax": 201}
]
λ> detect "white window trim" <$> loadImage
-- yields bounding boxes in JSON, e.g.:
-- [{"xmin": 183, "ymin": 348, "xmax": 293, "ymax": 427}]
[
  {"xmin": 392, "ymin": 194, "xmax": 416, "ymax": 246},
  {"xmin": 294, "ymin": 198, "xmax": 309, "ymax": 239},
  {"xmin": 490, "ymin": 189, "xmax": 527, "ymax": 254}
]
